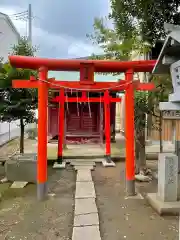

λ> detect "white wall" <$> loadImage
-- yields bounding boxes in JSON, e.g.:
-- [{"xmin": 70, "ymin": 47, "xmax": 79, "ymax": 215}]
[
  {"xmin": 0, "ymin": 14, "xmax": 19, "ymax": 62},
  {"xmin": 0, "ymin": 13, "xmax": 20, "ymax": 145},
  {"xmin": 0, "ymin": 120, "xmax": 19, "ymax": 135}
]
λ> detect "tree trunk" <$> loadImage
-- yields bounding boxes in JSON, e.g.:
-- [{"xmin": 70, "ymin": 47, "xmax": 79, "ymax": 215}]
[
  {"xmin": 135, "ymin": 139, "xmax": 140, "ymax": 174},
  {"xmin": 20, "ymin": 118, "xmax": 24, "ymax": 154},
  {"xmin": 146, "ymin": 73, "xmax": 153, "ymax": 139},
  {"xmin": 135, "ymin": 130, "xmax": 146, "ymax": 173},
  {"xmin": 139, "ymin": 134, "xmax": 146, "ymax": 170}
]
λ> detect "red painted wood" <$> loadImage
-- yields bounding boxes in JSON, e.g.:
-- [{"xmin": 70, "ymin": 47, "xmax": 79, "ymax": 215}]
[
  {"xmin": 12, "ymin": 81, "xmax": 39, "ymax": 88},
  {"xmin": 12, "ymin": 79, "xmax": 155, "ymax": 92},
  {"xmin": 66, "ymin": 103, "xmax": 99, "ymax": 135},
  {"xmin": 48, "ymin": 107, "xmax": 58, "ymax": 137},
  {"xmin": 37, "ymin": 68, "xmax": 48, "ymax": 184},
  {"xmin": 66, "ymin": 103, "xmax": 81, "ymax": 133},
  {"xmin": 125, "ymin": 70, "xmax": 135, "ymax": 181},
  {"xmin": 58, "ymin": 88, "xmax": 65, "ymax": 158},
  {"xmin": 9, "ymin": 54, "xmax": 157, "ymax": 197},
  {"xmin": 52, "ymin": 96, "xmax": 121, "ymax": 103},
  {"xmin": 104, "ymin": 90, "xmax": 111, "ymax": 156},
  {"xmin": 80, "ymin": 63, "xmax": 94, "ymax": 84},
  {"xmin": 9, "ymin": 55, "xmax": 156, "ymax": 72}
]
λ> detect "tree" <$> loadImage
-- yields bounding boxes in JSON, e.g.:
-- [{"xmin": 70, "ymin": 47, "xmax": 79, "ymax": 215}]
[
  {"xmin": 134, "ymin": 75, "xmax": 172, "ymax": 174},
  {"xmin": 87, "ymin": 1, "xmax": 174, "ymax": 175},
  {"xmin": 0, "ymin": 37, "xmax": 38, "ymax": 154},
  {"xmin": 110, "ymin": 0, "xmax": 180, "ymax": 45},
  {"xmin": 109, "ymin": 0, "xmax": 180, "ymax": 157},
  {"xmin": 87, "ymin": 18, "xmax": 150, "ymax": 63}
]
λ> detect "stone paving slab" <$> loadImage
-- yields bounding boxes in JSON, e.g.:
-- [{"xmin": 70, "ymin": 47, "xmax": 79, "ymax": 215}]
[
  {"xmin": 74, "ymin": 165, "xmax": 94, "ymax": 171},
  {"xmin": 10, "ymin": 181, "xmax": 28, "ymax": 188},
  {"xmin": 77, "ymin": 170, "xmax": 92, "ymax": 182},
  {"xmin": 75, "ymin": 182, "xmax": 96, "ymax": 199},
  {"xmin": 74, "ymin": 213, "xmax": 99, "ymax": 227},
  {"xmin": 75, "ymin": 198, "xmax": 98, "ymax": 215},
  {"xmin": 72, "ymin": 226, "xmax": 101, "ymax": 240},
  {"xmin": 71, "ymin": 161, "xmax": 96, "ymax": 166}
]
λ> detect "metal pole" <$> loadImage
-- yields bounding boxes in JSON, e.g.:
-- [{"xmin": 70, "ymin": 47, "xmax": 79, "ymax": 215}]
[{"xmin": 28, "ymin": 4, "xmax": 32, "ymax": 44}]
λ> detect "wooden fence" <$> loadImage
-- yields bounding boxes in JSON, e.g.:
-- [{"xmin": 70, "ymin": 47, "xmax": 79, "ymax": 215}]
[
  {"xmin": 116, "ymin": 101, "xmax": 180, "ymax": 142},
  {"xmin": 150, "ymin": 118, "xmax": 180, "ymax": 142}
]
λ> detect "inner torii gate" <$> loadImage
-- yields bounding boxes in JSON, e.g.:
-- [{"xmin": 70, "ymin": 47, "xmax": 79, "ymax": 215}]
[
  {"xmin": 52, "ymin": 89, "xmax": 122, "ymax": 163},
  {"xmin": 9, "ymin": 55, "xmax": 156, "ymax": 200}
]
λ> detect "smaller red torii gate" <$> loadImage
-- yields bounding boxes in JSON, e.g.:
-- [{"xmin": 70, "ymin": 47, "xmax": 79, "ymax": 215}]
[
  {"xmin": 9, "ymin": 55, "xmax": 156, "ymax": 201},
  {"xmin": 52, "ymin": 89, "xmax": 122, "ymax": 163}
]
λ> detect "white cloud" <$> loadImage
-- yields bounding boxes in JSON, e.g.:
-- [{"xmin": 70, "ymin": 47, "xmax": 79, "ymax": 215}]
[
  {"xmin": 68, "ymin": 41, "xmax": 103, "ymax": 58},
  {"xmin": 0, "ymin": 6, "xmax": 103, "ymax": 58}
]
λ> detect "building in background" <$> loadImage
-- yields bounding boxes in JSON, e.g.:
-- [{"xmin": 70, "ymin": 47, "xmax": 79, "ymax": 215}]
[
  {"xmin": 0, "ymin": 12, "xmax": 20, "ymax": 145},
  {"xmin": 0, "ymin": 12, "xmax": 20, "ymax": 62}
]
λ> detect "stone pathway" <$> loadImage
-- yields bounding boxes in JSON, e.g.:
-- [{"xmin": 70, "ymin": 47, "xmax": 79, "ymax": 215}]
[{"xmin": 71, "ymin": 161, "xmax": 102, "ymax": 240}]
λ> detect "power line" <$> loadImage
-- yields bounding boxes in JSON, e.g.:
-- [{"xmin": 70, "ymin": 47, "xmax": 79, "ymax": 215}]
[
  {"xmin": 9, "ymin": 10, "xmax": 28, "ymax": 17},
  {"xmin": 10, "ymin": 11, "xmax": 28, "ymax": 21},
  {"xmin": 8, "ymin": 5, "xmax": 32, "ymax": 44}
]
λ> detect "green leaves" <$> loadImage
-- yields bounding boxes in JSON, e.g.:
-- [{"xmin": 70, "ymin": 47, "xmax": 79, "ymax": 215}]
[
  {"xmin": 0, "ymin": 37, "xmax": 38, "ymax": 124},
  {"xmin": 110, "ymin": 0, "xmax": 180, "ymax": 45},
  {"xmin": 12, "ymin": 36, "xmax": 37, "ymax": 57}
]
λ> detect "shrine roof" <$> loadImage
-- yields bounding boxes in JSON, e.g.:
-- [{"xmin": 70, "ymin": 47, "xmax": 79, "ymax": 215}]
[{"xmin": 153, "ymin": 30, "xmax": 180, "ymax": 74}]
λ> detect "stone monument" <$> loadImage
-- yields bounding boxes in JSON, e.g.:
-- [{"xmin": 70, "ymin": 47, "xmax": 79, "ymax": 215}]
[{"xmin": 147, "ymin": 23, "xmax": 180, "ymax": 215}]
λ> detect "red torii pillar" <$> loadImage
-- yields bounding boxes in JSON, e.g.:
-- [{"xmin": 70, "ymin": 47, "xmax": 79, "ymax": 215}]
[
  {"xmin": 125, "ymin": 69, "xmax": 135, "ymax": 196},
  {"xmin": 37, "ymin": 68, "xmax": 49, "ymax": 200},
  {"xmin": 10, "ymin": 69, "xmax": 49, "ymax": 201},
  {"xmin": 57, "ymin": 88, "xmax": 65, "ymax": 164},
  {"xmin": 104, "ymin": 90, "xmax": 111, "ymax": 162}
]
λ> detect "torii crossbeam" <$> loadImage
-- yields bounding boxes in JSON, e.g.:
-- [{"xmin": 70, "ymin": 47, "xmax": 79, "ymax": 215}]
[{"xmin": 9, "ymin": 55, "xmax": 156, "ymax": 200}]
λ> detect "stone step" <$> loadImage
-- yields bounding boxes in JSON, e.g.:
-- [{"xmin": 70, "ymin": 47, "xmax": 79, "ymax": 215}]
[
  {"xmin": 71, "ymin": 161, "xmax": 96, "ymax": 166},
  {"xmin": 74, "ymin": 166, "xmax": 94, "ymax": 171},
  {"xmin": 66, "ymin": 158, "xmax": 103, "ymax": 163}
]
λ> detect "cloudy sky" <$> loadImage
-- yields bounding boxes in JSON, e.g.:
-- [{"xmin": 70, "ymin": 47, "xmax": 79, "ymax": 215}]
[{"xmin": 0, "ymin": 0, "xmax": 111, "ymax": 59}]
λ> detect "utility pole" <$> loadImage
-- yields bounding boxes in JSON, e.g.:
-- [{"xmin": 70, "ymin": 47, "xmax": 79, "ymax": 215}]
[{"xmin": 28, "ymin": 4, "xmax": 32, "ymax": 44}]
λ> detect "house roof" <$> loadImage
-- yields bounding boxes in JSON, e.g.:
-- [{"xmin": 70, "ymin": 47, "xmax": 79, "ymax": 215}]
[
  {"xmin": 153, "ymin": 29, "xmax": 180, "ymax": 74},
  {"xmin": 75, "ymin": 54, "xmax": 107, "ymax": 60},
  {"xmin": 0, "ymin": 12, "xmax": 20, "ymax": 40}
]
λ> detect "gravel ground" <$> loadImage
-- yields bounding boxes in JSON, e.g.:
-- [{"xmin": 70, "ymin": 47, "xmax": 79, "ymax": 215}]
[
  {"xmin": 0, "ymin": 165, "xmax": 76, "ymax": 240},
  {"xmin": 92, "ymin": 162, "xmax": 179, "ymax": 240},
  {"xmin": 0, "ymin": 138, "xmax": 20, "ymax": 157}
]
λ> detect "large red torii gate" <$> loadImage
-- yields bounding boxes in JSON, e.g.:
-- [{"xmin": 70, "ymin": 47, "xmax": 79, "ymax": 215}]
[{"xmin": 9, "ymin": 55, "xmax": 156, "ymax": 200}]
